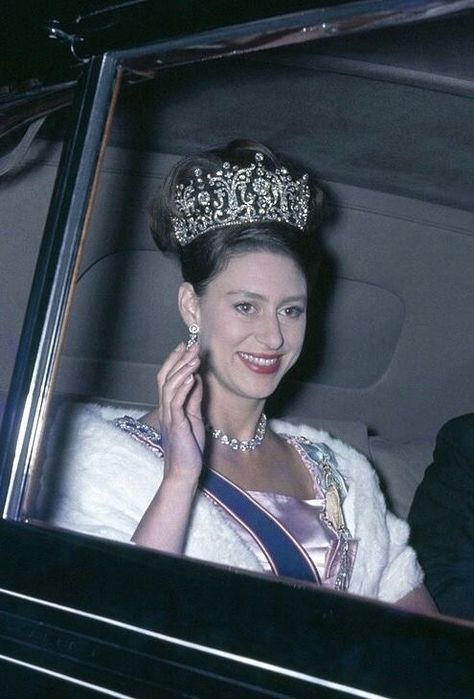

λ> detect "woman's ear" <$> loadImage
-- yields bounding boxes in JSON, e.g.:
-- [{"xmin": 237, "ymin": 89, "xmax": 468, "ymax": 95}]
[{"xmin": 178, "ymin": 282, "xmax": 200, "ymax": 326}]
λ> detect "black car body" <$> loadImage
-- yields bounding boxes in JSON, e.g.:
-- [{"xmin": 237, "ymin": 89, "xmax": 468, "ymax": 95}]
[{"xmin": 0, "ymin": 1, "xmax": 473, "ymax": 695}]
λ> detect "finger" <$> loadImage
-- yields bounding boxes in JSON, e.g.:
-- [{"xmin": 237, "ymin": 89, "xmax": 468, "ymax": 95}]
[
  {"xmin": 160, "ymin": 360, "xmax": 200, "ymax": 425},
  {"xmin": 186, "ymin": 373, "xmax": 203, "ymax": 417},
  {"xmin": 161, "ymin": 353, "xmax": 200, "ymax": 406},
  {"xmin": 168, "ymin": 373, "xmax": 199, "ymax": 426},
  {"xmin": 157, "ymin": 343, "xmax": 185, "ymax": 388},
  {"xmin": 167, "ymin": 352, "xmax": 200, "ymax": 385},
  {"xmin": 157, "ymin": 342, "xmax": 199, "ymax": 394},
  {"xmin": 164, "ymin": 359, "xmax": 199, "ymax": 395},
  {"xmin": 159, "ymin": 341, "xmax": 199, "ymax": 381}
]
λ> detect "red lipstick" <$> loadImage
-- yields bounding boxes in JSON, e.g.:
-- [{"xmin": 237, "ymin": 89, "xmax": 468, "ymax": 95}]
[{"xmin": 238, "ymin": 352, "xmax": 282, "ymax": 375}]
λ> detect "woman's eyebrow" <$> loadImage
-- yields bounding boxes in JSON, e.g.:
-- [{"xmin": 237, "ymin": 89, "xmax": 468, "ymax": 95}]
[
  {"xmin": 226, "ymin": 290, "xmax": 266, "ymax": 300},
  {"xmin": 226, "ymin": 290, "xmax": 307, "ymax": 303}
]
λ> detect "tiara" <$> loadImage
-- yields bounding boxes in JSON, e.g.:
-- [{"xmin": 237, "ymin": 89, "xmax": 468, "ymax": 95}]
[{"xmin": 172, "ymin": 152, "xmax": 310, "ymax": 246}]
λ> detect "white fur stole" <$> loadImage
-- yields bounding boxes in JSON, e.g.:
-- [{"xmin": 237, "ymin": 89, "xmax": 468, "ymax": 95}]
[{"xmin": 39, "ymin": 403, "xmax": 422, "ymax": 602}]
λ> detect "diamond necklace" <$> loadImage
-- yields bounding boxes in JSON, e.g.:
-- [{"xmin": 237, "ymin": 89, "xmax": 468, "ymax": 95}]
[{"xmin": 205, "ymin": 413, "xmax": 267, "ymax": 452}]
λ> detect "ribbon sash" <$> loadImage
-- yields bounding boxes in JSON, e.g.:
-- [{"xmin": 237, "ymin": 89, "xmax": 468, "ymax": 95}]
[
  {"xmin": 113, "ymin": 417, "xmax": 321, "ymax": 584},
  {"xmin": 200, "ymin": 468, "xmax": 321, "ymax": 584}
]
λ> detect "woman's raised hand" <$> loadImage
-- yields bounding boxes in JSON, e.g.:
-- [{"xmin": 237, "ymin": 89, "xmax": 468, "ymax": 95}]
[
  {"xmin": 132, "ymin": 342, "xmax": 204, "ymax": 552},
  {"xmin": 157, "ymin": 341, "xmax": 205, "ymax": 484}
]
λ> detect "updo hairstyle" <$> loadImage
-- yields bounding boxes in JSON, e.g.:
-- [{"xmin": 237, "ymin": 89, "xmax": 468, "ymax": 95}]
[{"xmin": 149, "ymin": 140, "xmax": 325, "ymax": 295}]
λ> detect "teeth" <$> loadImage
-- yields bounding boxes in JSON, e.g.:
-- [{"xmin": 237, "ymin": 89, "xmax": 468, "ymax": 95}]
[{"xmin": 240, "ymin": 352, "xmax": 279, "ymax": 367}]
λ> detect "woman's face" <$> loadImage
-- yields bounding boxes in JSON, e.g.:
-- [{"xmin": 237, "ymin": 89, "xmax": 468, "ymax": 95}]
[{"xmin": 193, "ymin": 251, "xmax": 308, "ymax": 404}]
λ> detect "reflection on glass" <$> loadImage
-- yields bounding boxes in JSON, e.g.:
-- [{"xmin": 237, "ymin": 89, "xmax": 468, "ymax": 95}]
[
  {"xmin": 10, "ymin": 21, "xmax": 474, "ymax": 627},
  {"xmin": 26, "ymin": 130, "xmax": 435, "ymax": 617}
]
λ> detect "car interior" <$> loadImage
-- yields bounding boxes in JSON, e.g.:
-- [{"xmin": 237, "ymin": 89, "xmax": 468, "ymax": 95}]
[
  {"xmin": 2, "ymin": 11, "xmax": 472, "ymax": 528},
  {"xmin": 0, "ymin": 3, "xmax": 473, "ymax": 694}
]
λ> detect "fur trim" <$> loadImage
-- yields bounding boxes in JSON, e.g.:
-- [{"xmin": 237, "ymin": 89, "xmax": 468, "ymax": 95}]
[
  {"xmin": 40, "ymin": 402, "xmax": 263, "ymax": 571},
  {"xmin": 271, "ymin": 419, "xmax": 423, "ymax": 601},
  {"xmin": 39, "ymin": 403, "xmax": 422, "ymax": 602}
]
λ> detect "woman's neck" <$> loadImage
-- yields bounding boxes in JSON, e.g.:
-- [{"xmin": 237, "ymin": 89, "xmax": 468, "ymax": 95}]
[{"xmin": 203, "ymin": 391, "xmax": 265, "ymax": 442}]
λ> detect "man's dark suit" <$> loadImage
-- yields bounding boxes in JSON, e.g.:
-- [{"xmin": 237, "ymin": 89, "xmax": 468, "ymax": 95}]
[{"xmin": 409, "ymin": 414, "xmax": 474, "ymax": 620}]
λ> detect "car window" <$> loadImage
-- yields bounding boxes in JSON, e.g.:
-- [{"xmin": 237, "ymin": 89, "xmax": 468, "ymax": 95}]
[{"xmin": 1, "ymin": 8, "xmax": 473, "ymax": 673}]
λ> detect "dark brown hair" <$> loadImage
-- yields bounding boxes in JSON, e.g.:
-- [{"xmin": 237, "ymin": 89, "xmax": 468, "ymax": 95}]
[{"xmin": 149, "ymin": 139, "xmax": 325, "ymax": 295}]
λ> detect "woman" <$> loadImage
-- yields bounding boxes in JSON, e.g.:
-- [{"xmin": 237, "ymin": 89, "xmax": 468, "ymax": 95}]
[{"xmin": 44, "ymin": 140, "xmax": 435, "ymax": 612}]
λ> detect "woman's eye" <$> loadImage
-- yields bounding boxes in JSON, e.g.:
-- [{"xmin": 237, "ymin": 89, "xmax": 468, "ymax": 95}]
[
  {"xmin": 280, "ymin": 306, "xmax": 305, "ymax": 318},
  {"xmin": 235, "ymin": 302, "xmax": 256, "ymax": 315}
]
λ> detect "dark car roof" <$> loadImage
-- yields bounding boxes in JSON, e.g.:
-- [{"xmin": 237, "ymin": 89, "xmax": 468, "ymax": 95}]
[
  {"xmin": 2, "ymin": 2, "xmax": 473, "ymax": 210},
  {"xmin": 101, "ymin": 10, "xmax": 474, "ymax": 211},
  {"xmin": 0, "ymin": 0, "xmax": 394, "ymax": 82}
]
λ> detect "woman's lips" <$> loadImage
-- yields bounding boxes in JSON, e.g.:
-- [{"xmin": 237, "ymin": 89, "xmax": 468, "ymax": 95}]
[{"xmin": 238, "ymin": 351, "xmax": 282, "ymax": 375}]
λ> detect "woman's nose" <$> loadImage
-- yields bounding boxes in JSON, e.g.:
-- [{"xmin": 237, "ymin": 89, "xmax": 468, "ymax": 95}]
[{"xmin": 255, "ymin": 314, "xmax": 284, "ymax": 350}]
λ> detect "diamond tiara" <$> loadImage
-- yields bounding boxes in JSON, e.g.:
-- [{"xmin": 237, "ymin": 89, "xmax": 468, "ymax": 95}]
[{"xmin": 171, "ymin": 152, "xmax": 310, "ymax": 246}]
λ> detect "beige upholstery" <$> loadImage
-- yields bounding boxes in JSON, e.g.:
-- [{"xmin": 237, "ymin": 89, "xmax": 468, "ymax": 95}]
[
  {"xmin": 1, "ymin": 140, "xmax": 473, "ymax": 518},
  {"xmin": 46, "ymin": 145, "xmax": 474, "ymax": 444}
]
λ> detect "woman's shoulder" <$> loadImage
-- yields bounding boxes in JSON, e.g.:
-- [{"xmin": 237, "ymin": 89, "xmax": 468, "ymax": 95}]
[
  {"xmin": 39, "ymin": 402, "xmax": 165, "ymax": 541},
  {"xmin": 270, "ymin": 418, "xmax": 376, "ymax": 483},
  {"xmin": 49, "ymin": 400, "xmax": 145, "ymax": 433},
  {"xmin": 113, "ymin": 414, "xmax": 164, "ymax": 455},
  {"xmin": 45, "ymin": 401, "xmax": 164, "ymax": 471}
]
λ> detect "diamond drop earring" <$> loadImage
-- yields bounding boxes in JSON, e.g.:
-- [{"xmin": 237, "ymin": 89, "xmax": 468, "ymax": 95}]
[{"xmin": 186, "ymin": 323, "xmax": 200, "ymax": 349}]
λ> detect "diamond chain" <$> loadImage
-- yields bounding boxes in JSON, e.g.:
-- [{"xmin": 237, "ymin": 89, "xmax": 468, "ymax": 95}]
[{"xmin": 205, "ymin": 413, "xmax": 267, "ymax": 452}]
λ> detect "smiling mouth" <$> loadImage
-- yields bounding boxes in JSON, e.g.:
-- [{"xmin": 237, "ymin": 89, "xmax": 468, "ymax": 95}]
[{"xmin": 238, "ymin": 352, "xmax": 282, "ymax": 373}]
